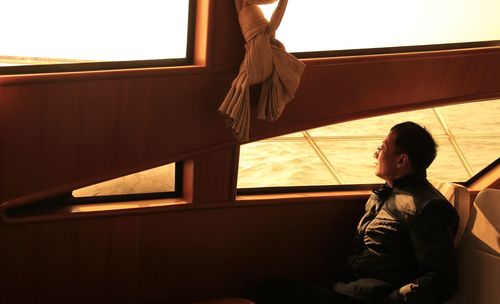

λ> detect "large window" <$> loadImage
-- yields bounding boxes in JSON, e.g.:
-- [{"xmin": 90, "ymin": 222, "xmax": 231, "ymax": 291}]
[
  {"xmin": 0, "ymin": 0, "xmax": 194, "ymax": 74},
  {"xmin": 237, "ymin": 99, "xmax": 500, "ymax": 190},
  {"xmin": 260, "ymin": 1, "xmax": 500, "ymax": 54}
]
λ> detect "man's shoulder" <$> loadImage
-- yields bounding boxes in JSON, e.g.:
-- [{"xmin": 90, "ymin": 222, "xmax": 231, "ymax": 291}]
[{"xmin": 395, "ymin": 180, "xmax": 449, "ymax": 212}]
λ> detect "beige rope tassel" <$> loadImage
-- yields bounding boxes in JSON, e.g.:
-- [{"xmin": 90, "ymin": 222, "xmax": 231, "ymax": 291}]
[{"xmin": 218, "ymin": 0, "xmax": 306, "ymax": 142}]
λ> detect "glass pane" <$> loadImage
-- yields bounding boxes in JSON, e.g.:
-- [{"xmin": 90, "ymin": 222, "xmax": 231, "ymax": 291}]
[
  {"xmin": 308, "ymin": 108, "xmax": 445, "ymax": 138},
  {"xmin": 260, "ymin": 1, "xmax": 500, "ymax": 53},
  {"xmin": 427, "ymin": 139, "xmax": 470, "ymax": 181},
  {"xmin": 1, "ymin": 0, "xmax": 190, "ymax": 66},
  {"xmin": 238, "ymin": 101, "xmax": 499, "ymax": 189},
  {"xmin": 274, "ymin": 132, "xmax": 305, "ymax": 139},
  {"xmin": 437, "ymin": 99, "xmax": 500, "ymax": 136},
  {"xmin": 315, "ymin": 139, "xmax": 383, "ymax": 184},
  {"xmin": 73, "ymin": 163, "xmax": 175, "ymax": 197},
  {"xmin": 237, "ymin": 141, "xmax": 338, "ymax": 188},
  {"xmin": 454, "ymin": 138, "xmax": 499, "ymax": 174}
]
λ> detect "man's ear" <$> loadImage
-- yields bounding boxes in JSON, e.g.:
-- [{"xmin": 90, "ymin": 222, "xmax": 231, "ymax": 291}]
[{"xmin": 397, "ymin": 154, "xmax": 410, "ymax": 168}]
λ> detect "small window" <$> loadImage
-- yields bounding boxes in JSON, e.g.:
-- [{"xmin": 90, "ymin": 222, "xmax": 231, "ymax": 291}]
[
  {"xmin": 0, "ymin": 0, "xmax": 195, "ymax": 74},
  {"xmin": 3, "ymin": 162, "xmax": 182, "ymax": 219},
  {"xmin": 72, "ymin": 162, "xmax": 181, "ymax": 203},
  {"xmin": 260, "ymin": 1, "xmax": 500, "ymax": 54},
  {"xmin": 237, "ymin": 99, "xmax": 500, "ymax": 191}
]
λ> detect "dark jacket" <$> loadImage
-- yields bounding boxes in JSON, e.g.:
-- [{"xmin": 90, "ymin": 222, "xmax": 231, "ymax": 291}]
[{"xmin": 342, "ymin": 172, "xmax": 459, "ymax": 303}]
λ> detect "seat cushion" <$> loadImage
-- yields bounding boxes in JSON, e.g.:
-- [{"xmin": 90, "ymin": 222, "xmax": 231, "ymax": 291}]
[
  {"xmin": 430, "ymin": 180, "xmax": 470, "ymax": 245},
  {"xmin": 447, "ymin": 188, "xmax": 500, "ymax": 304},
  {"xmin": 465, "ymin": 188, "xmax": 500, "ymax": 256}
]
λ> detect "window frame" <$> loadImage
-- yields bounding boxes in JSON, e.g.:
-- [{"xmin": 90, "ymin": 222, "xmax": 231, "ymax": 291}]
[
  {"xmin": 70, "ymin": 161, "xmax": 184, "ymax": 204},
  {"xmin": 292, "ymin": 41, "xmax": 500, "ymax": 60},
  {"xmin": 9, "ymin": 161, "xmax": 184, "ymax": 212},
  {"xmin": 462, "ymin": 158, "xmax": 500, "ymax": 188},
  {"xmin": 0, "ymin": 0, "xmax": 197, "ymax": 76},
  {"xmin": 237, "ymin": 183, "xmax": 382, "ymax": 196}
]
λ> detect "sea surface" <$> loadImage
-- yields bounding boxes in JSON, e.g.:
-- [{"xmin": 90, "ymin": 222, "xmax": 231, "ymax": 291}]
[{"xmin": 238, "ymin": 99, "xmax": 500, "ymax": 188}]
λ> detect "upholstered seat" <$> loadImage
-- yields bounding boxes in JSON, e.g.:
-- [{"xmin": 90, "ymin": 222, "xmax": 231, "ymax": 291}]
[
  {"xmin": 431, "ymin": 180, "xmax": 471, "ymax": 245},
  {"xmin": 448, "ymin": 188, "xmax": 500, "ymax": 304}
]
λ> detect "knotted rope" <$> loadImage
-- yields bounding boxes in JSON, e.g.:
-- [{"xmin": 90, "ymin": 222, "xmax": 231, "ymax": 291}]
[{"xmin": 218, "ymin": 0, "xmax": 306, "ymax": 142}]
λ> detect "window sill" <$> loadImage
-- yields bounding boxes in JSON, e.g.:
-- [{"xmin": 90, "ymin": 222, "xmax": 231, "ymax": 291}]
[
  {"xmin": 0, "ymin": 64, "xmax": 212, "ymax": 86},
  {"xmin": 1, "ymin": 198, "xmax": 189, "ymax": 224},
  {"xmin": 0, "ymin": 189, "xmax": 375, "ymax": 224},
  {"xmin": 237, "ymin": 189, "xmax": 372, "ymax": 204}
]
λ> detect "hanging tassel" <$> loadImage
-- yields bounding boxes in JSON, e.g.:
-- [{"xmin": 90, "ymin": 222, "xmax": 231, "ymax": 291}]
[{"xmin": 218, "ymin": 0, "xmax": 305, "ymax": 142}]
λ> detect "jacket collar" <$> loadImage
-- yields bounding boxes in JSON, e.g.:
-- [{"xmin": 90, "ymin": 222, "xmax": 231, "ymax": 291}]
[
  {"xmin": 372, "ymin": 171, "xmax": 427, "ymax": 201},
  {"xmin": 392, "ymin": 170, "xmax": 427, "ymax": 188}
]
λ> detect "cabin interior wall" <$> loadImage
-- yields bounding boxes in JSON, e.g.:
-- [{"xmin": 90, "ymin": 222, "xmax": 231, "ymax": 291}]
[{"xmin": 0, "ymin": 198, "xmax": 364, "ymax": 303}]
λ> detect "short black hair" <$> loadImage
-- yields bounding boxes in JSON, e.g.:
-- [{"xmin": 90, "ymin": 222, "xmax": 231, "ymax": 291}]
[{"xmin": 390, "ymin": 121, "xmax": 437, "ymax": 172}]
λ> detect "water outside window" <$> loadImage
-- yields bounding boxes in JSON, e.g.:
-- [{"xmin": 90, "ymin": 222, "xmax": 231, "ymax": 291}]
[
  {"xmin": 73, "ymin": 163, "xmax": 176, "ymax": 197},
  {"xmin": 238, "ymin": 99, "xmax": 500, "ymax": 188}
]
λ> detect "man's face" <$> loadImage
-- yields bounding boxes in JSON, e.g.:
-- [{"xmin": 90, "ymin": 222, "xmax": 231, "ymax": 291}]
[{"xmin": 374, "ymin": 131, "xmax": 402, "ymax": 184}]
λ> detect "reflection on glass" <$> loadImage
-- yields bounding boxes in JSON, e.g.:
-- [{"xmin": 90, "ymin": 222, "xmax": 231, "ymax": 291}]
[{"xmin": 73, "ymin": 163, "xmax": 175, "ymax": 197}]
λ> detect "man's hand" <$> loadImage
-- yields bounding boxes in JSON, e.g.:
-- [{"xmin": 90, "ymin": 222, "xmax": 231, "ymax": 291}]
[{"xmin": 334, "ymin": 278, "xmax": 396, "ymax": 303}]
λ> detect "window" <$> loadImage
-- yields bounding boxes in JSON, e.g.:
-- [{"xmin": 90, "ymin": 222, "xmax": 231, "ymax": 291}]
[
  {"xmin": 72, "ymin": 162, "xmax": 181, "ymax": 203},
  {"xmin": 0, "ymin": 0, "xmax": 194, "ymax": 74},
  {"xmin": 3, "ymin": 162, "xmax": 182, "ymax": 218},
  {"xmin": 260, "ymin": 1, "xmax": 500, "ymax": 54},
  {"xmin": 237, "ymin": 99, "xmax": 500, "ymax": 190}
]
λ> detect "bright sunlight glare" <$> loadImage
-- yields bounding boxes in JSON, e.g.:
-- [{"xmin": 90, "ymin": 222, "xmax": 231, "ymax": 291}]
[
  {"xmin": 260, "ymin": 0, "xmax": 500, "ymax": 53},
  {"xmin": 0, "ymin": 0, "xmax": 190, "ymax": 63}
]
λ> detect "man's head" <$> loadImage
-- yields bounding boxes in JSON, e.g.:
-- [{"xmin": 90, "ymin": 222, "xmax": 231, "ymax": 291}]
[{"xmin": 374, "ymin": 121, "xmax": 437, "ymax": 185}]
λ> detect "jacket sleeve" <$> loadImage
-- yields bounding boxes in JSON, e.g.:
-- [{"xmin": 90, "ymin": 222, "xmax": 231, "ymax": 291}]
[{"xmin": 399, "ymin": 199, "xmax": 459, "ymax": 303}]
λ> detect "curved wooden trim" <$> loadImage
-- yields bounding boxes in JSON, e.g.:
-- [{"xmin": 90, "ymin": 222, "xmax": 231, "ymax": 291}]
[{"xmin": 1, "ymin": 189, "xmax": 370, "ymax": 224}]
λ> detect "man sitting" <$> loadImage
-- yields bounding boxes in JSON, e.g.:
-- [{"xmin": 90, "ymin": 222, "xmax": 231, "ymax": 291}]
[{"xmin": 257, "ymin": 121, "xmax": 459, "ymax": 304}]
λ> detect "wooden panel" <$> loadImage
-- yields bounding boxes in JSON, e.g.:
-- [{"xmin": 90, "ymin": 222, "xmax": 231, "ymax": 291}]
[
  {"xmin": 210, "ymin": 0, "xmax": 245, "ymax": 67},
  {"xmin": 196, "ymin": 146, "xmax": 239, "ymax": 203},
  {"xmin": 0, "ymin": 72, "xmax": 236, "ymax": 207},
  {"xmin": 0, "ymin": 198, "xmax": 365, "ymax": 303}
]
